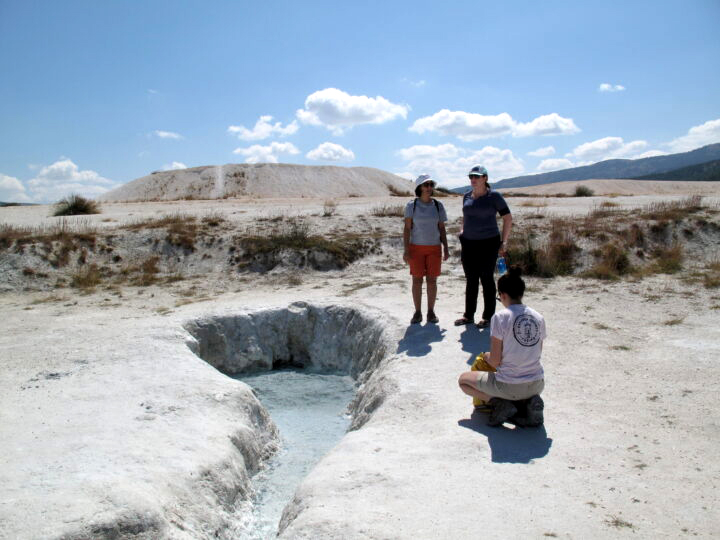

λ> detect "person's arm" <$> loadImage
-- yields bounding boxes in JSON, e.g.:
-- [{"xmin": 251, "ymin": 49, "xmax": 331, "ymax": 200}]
[
  {"xmin": 403, "ymin": 217, "xmax": 412, "ymax": 263},
  {"xmin": 438, "ymin": 222, "xmax": 449, "ymax": 260},
  {"xmin": 486, "ymin": 336, "xmax": 504, "ymax": 368},
  {"xmin": 499, "ymin": 213, "xmax": 512, "ymax": 256}
]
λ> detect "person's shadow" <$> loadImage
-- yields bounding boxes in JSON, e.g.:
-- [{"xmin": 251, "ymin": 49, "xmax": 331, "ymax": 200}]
[
  {"xmin": 396, "ymin": 323, "xmax": 446, "ymax": 357},
  {"xmin": 459, "ymin": 325, "xmax": 490, "ymax": 366},
  {"xmin": 457, "ymin": 409, "xmax": 553, "ymax": 463}
]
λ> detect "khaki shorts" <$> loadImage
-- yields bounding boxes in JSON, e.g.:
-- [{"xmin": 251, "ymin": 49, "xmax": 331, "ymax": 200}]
[{"xmin": 475, "ymin": 372, "xmax": 544, "ymax": 401}]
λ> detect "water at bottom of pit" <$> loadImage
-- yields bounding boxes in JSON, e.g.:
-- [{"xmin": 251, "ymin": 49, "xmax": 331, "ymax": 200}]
[{"xmin": 233, "ymin": 369, "xmax": 356, "ymax": 539}]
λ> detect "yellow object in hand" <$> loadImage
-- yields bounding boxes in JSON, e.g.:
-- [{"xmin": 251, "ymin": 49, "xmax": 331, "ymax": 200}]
[
  {"xmin": 471, "ymin": 353, "xmax": 495, "ymax": 408},
  {"xmin": 472, "ymin": 352, "xmax": 496, "ymax": 373}
]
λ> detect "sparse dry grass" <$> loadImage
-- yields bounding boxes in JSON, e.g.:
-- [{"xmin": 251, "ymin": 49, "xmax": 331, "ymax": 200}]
[
  {"xmin": 649, "ymin": 243, "xmax": 684, "ymax": 274},
  {"xmin": 507, "ymin": 218, "xmax": 580, "ymax": 277},
  {"xmin": 70, "ymin": 264, "xmax": 102, "ymax": 289},
  {"xmin": 372, "ymin": 204, "xmax": 405, "ymax": 217},
  {"xmin": 387, "ymin": 184, "xmax": 413, "ymax": 197},
  {"xmin": 233, "ymin": 219, "xmax": 376, "ymax": 270},
  {"xmin": 121, "ymin": 213, "xmax": 196, "ymax": 231},
  {"xmin": 201, "ymin": 212, "xmax": 225, "ymax": 227},
  {"xmin": 640, "ymin": 195, "xmax": 704, "ymax": 221},
  {"xmin": 518, "ymin": 200, "xmax": 548, "ymax": 208},
  {"xmin": 322, "ymin": 199, "xmax": 338, "ymax": 217},
  {"xmin": 583, "ymin": 243, "xmax": 632, "ymax": 280}
]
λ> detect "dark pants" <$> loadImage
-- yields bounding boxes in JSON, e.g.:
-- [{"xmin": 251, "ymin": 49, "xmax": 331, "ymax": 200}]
[{"xmin": 460, "ymin": 234, "xmax": 501, "ymax": 322}]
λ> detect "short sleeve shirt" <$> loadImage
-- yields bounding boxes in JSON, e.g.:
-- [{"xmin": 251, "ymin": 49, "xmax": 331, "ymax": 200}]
[
  {"xmin": 461, "ymin": 189, "xmax": 510, "ymax": 240},
  {"xmin": 404, "ymin": 199, "xmax": 448, "ymax": 246},
  {"xmin": 490, "ymin": 304, "xmax": 546, "ymax": 383}
]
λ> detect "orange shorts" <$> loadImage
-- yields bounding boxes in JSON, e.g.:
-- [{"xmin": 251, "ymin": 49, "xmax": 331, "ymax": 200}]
[{"xmin": 408, "ymin": 244, "xmax": 442, "ymax": 277}]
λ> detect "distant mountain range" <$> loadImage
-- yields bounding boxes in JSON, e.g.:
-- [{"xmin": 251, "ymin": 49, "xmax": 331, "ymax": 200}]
[
  {"xmin": 631, "ymin": 159, "xmax": 720, "ymax": 182},
  {"xmin": 479, "ymin": 143, "xmax": 720, "ymax": 190}
]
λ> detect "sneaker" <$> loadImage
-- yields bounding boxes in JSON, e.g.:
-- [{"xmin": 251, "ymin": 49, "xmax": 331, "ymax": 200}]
[
  {"xmin": 410, "ymin": 311, "xmax": 422, "ymax": 324},
  {"xmin": 488, "ymin": 398, "xmax": 518, "ymax": 427},
  {"xmin": 426, "ymin": 311, "xmax": 439, "ymax": 324},
  {"xmin": 525, "ymin": 395, "xmax": 544, "ymax": 426}
]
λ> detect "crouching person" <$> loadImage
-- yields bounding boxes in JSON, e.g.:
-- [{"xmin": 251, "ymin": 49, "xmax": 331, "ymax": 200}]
[{"xmin": 458, "ymin": 266, "xmax": 546, "ymax": 426}]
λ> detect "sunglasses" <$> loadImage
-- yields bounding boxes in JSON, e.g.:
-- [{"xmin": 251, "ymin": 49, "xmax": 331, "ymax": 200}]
[{"xmin": 421, "ymin": 183, "xmax": 434, "ymax": 188}]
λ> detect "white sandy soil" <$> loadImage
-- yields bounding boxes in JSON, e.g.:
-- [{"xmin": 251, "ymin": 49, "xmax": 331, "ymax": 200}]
[
  {"xmin": 501, "ymin": 179, "xmax": 720, "ymax": 196},
  {"xmin": 2, "ymin": 189, "xmax": 720, "ymax": 539}
]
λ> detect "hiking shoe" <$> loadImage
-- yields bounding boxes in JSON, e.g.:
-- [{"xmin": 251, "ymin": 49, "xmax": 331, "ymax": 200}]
[
  {"xmin": 488, "ymin": 398, "xmax": 518, "ymax": 427},
  {"xmin": 426, "ymin": 311, "xmax": 439, "ymax": 324},
  {"xmin": 525, "ymin": 395, "xmax": 544, "ymax": 427},
  {"xmin": 410, "ymin": 311, "xmax": 422, "ymax": 324}
]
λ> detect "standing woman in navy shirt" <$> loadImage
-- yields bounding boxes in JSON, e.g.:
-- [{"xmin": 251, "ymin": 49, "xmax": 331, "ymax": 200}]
[{"xmin": 454, "ymin": 165, "xmax": 513, "ymax": 328}]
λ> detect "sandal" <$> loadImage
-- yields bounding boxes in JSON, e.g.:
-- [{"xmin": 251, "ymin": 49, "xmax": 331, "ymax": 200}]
[
  {"xmin": 454, "ymin": 316, "xmax": 474, "ymax": 326},
  {"xmin": 427, "ymin": 311, "xmax": 439, "ymax": 324},
  {"xmin": 475, "ymin": 320, "xmax": 490, "ymax": 329},
  {"xmin": 410, "ymin": 311, "xmax": 422, "ymax": 324}
]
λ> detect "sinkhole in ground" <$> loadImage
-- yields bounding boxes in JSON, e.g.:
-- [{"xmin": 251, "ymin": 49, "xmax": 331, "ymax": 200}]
[{"xmin": 184, "ymin": 302, "xmax": 392, "ymax": 538}]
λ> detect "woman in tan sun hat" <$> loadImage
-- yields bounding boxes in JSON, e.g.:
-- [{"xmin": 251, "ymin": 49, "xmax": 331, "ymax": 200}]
[{"xmin": 403, "ymin": 174, "xmax": 449, "ymax": 324}]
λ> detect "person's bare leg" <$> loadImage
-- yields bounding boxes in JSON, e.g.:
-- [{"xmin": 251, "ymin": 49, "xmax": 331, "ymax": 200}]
[
  {"xmin": 412, "ymin": 276, "xmax": 423, "ymax": 313},
  {"xmin": 458, "ymin": 372, "xmax": 492, "ymax": 402},
  {"xmin": 426, "ymin": 276, "xmax": 437, "ymax": 314}
]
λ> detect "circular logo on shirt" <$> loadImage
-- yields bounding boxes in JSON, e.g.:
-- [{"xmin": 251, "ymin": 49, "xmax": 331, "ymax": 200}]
[{"xmin": 513, "ymin": 314, "xmax": 541, "ymax": 347}]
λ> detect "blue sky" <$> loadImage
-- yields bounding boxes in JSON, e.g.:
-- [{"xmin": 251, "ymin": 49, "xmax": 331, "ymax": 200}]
[{"xmin": 1, "ymin": 0, "xmax": 719, "ymax": 202}]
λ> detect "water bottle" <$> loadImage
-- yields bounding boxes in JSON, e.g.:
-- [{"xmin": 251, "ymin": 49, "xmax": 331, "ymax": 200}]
[{"xmin": 496, "ymin": 256, "xmax": 507, "ymax": 276}]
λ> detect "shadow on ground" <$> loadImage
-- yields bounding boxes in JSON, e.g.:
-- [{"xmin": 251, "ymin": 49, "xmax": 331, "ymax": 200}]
[
  {"xmin": 396, "ymin": 323, "xmax": 446, "ymax": 357},
  {"xmin": 459, "ymin": 326, "xmax": 491, "ymax": 366},
  {"xmin": 457, "ymin": 409, "xmax": 553, "ymax": 463}
]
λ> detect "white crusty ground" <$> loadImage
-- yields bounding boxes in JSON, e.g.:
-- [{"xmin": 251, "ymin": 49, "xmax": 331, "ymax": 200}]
[
  {"xmin": 1, "ymin": 193, "xmax": 720, "ymax": 539},
  {"xmin": 501, "ymin": 179, "xmax": 720, "ymax": 196}
]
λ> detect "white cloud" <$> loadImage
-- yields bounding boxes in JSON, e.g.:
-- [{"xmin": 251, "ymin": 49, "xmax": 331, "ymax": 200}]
[
  {"xmin": 599, "ymin": 83, "xmax": 626, "ymax": 93},
  {"xmin": 228, "ymin": 115, "xmax": 299, "ymax": 141},
  {"xmin": 148, "ymin": 89, "xmax": 159, "ymax": 95},
  {"xmin": 565, "ymin": 136, "xmax": 656, "ymax": 162},
  {"xmin": 666, "ymin": 118, "xmax": 720, "ymax": 153},
  {"xmin": 513, "ymin": 113, "xmax": 580, "ymax": 137},
  {"xmin": 527, "ymin": 145, "xmax": 556, "ymax": 158},
  {"xmin": 397, "ymin": 143, "xmax": 460, "ymax": 161},
  {"xmin": 409, "ymin": 110, "xmax": 579, "ymax": 140},
  {"xmin": 24, "ymin": 159, "xmax": 116, "ymax": 203},
  {"xmin": 154, "ymin": 130, "xmax": 183, "ymax": 139},
  {"xmin": 306, "ymin": 142, "xmax": 355, "ymax": 162},
  {"xmin": 402, "ymin": 78, "xmax": 426, "ymax": 88},
  {"xmin": 536, "ymin": 158, "xmax": 575, "ymax": 172},
  {"xmin": 296, "ymin": 88, "xmax": 409, "ymax": 135},
  {"xmin": 232, "ymin": 142, "xmax": 300, "ymax": 164},
  {"xmin": 396, "ymin": 143, "xmax": 524, "ymax": 187},
  {"xmin": 162, "ymin": 162, "xmax": 187, "ymax": 171},
  {"xmin": 634, "ymin": 150, "xmax": 668, "ymax": 159},
  {"xmin": 0, "ymin": 174, "xmax": 31, "ymax": 202},
  {"xmin": 409, "ymin": 110, "xmax": 516, "ymax": 141}
]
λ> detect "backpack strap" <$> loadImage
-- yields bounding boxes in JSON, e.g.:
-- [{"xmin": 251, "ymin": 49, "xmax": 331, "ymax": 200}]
[{"xmin": 410, "ymin": 198, "xmax": 441, "ymax": 229}]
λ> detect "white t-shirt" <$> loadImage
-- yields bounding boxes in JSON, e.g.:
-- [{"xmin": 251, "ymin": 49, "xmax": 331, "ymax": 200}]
[{"xmin": 490, "ymin": 304, "xmax": 546, "ymax": 383}]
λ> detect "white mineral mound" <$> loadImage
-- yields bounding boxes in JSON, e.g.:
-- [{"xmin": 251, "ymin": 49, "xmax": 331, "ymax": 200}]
[{"xmin": 100, "ymin": 163, "xmax": 414, "ymax": 202}]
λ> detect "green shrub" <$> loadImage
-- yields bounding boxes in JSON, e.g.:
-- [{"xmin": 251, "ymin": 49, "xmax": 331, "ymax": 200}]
[
  {"xmin": 574, "ymin": 186, "xmax": 595, "ymax": 197},
  {"xmin": 53, "ymin": 194, "xmax": 100, "ymax": 216}
]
